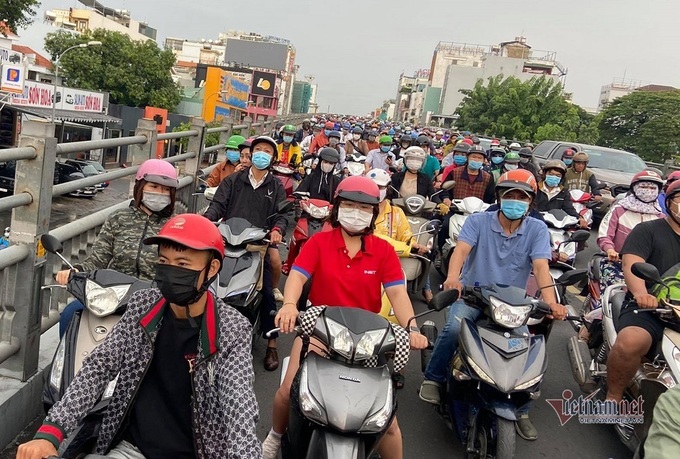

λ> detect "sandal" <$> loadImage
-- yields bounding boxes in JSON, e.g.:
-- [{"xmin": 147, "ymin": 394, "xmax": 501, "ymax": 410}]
[
  {"xmin": 391, "ymin": 372, "xmax": 405, "ymax": 389},
  {"xmin": 422, "ymin": 289, "xmax": 434, "ymax": 302}
]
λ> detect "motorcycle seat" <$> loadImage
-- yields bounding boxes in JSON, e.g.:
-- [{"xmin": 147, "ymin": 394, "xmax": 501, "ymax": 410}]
[{"xmin": 610, "ymin": 291, "xmax": 626, "ymax": 331}]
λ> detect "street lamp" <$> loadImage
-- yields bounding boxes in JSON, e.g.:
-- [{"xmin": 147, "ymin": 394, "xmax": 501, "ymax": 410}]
[{"xmin": 52, "ymin": 40, "xmax": 102, "ymax": 125}]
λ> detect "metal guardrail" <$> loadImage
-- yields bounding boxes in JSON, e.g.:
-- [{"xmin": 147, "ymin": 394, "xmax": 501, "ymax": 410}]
[
  {"xmin": 0, "ymin": 112, "xmax": 309, "ymax": 382},
  {"xmin": 644, "ymin": 160, "xmax": 680, "ymax": 176}
]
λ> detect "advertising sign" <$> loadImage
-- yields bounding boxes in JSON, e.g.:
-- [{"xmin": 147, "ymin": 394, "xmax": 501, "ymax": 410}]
[
  {"xmin": 1, "ymin": 64, "xmax": 25, "ymax": 93},
  {"xmin": 202, "ymin": 67, "xmax": 251, "ymax": 122},
  {"xmin": 9, "ymin": 80, "xmax": 105, "ymax": 112},
  {"xmin": 251, "ymin": 70, "xmax": 276, "ymax": 97}
]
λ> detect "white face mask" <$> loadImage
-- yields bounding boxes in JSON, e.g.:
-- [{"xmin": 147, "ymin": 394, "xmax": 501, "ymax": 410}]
[
  {"xmin": 142, "ymin": 191, "xmax": 171, "ymax": 212},
  {"xmin": 505, "ymin": 164, "xmax": 518, "ymax": 171},
  {"xmin": 379, "ymin": 189, "xmax": 387, "ymax": 201},
  {"xmin": 321, "ymin": 162, "xmax": 335, "ymax": 173},
  {"xmin": 353, "ymin": 134, "xmax": 361, "ymax": 141},
  {"xmin": 406, "ymin": 159, "xmax": 423, "ymax": 172},
  {"xmin": 338, "ymin": 207, "xmax": 373, "ymax": 233}
]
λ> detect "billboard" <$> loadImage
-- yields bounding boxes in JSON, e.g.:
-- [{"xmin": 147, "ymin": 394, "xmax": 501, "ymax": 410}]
[
  {"xmin": 224, "ymin": 38, "xmax": 288, "ymax": 72},
  {"xmin": 10, "ymin": 80, "xmax": 105, "ymax": 112},
  {"xmin": 251, "ymin": 70, "xmax": 276, "ymax": 97},
  {"xmin": 1, "ymin": 64, "xmax": 25, "ymax": 93},
  {"xmin": 201, "ymin": 67, "xmax": 251, "ymax": 121}
]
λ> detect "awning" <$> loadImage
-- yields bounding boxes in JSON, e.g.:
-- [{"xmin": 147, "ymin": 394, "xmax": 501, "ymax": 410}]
[{"xmin": 8, "ymin": 105, "xmax": 122, "ymax": 124}]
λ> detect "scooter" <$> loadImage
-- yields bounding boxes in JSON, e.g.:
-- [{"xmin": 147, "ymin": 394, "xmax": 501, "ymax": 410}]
[
  {"xmin": 569, "ymin": 189, "xmax": 598, "ymax": 227},
  {"xmin": 567, "ymin": 262, "xmax": 680, "ymax": 453},
  {"xmin": 40, "ymin": 234, "xmax": 150, "ymax": 456},
  {"xmin": 283, "ymin": 192, "xmax": 333, "ymax": 276},
  {"xmin": 439, "ymin": 196, "xmax": 490, "ymax": 277},
  {"xmin": 421, "ymin": 274, "xmax": 584, "ymax": 459},
  {"xmin": 271, "ymin": 292, "xmax": 452, "ymax": 459},
  {"xmin": 541, "ymin": 209, "xmax": 583, "ymax": 265},
  {"xmin": 0, "ymin": 227, "xmax": 9, "ymax": 250},
  {"xmin": 271, "ymin": 162, "xmax": 298, "ymax": 198},
  {"xmin": 346, "ymin": 152, "xmax": 366, "ymax": 177}
]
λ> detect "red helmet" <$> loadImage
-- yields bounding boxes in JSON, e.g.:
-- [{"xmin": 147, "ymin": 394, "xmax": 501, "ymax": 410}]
[
  {"xmin": 144, "ymin": 214, "xmax": 225, "ymax": 262},
  {"xmin": 666, "ymin": 180, "xmax": 680, "ymax": 201},
  {"xmin": 496, "ymin": 169, "xmax": 538, "ymax": 196},
  {"xmin": 324, "ymin": 121, "xmax": 335, "ymax": 130},
  {"xmin": 135, "ymin": 159, "xmax": 178, "ymax": 188},
  {"xmin": 667, "ymin": 171, "xmax": 680, "ymax": 187},
  {"xmin": 334, "ymin": 175, "xmax": 380, "ymax": 205},
  {"xmin": 631, "ymin": 170, "xmax": 664, "ymax": 187}
]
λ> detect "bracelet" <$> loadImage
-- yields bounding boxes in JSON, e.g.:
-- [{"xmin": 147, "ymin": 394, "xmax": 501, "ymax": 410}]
[{"xmin": 282, "ymin": 302, "xmax": 297, "ymax": 308}]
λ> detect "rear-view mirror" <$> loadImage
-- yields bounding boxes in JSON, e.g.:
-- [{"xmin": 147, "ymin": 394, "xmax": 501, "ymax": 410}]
[
  {"xmin": 570, "ymin": 230, "xmax": 591, "ymax": 243},
  {"xmin": 41, "ymin": 234, "xmax": 63, "ymax": 254},
  {"xmin": 556, "ymin": 269, "xmax": 588, "ymax": 286},
  {"xmin": 441, "ymin": 180, "xmax": 456, "ymax": 191},
  {"xmin": 631, "ymin": 263, "xmax": 663, "ymax": 286},
  {"xmin": 429, "ymin": 289, "xmax": 459, "ymax": 311}
]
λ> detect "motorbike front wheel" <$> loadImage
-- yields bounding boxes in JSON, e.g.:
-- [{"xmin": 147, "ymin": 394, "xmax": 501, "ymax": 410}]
[{"xmin": 495, "ymin": 417, "xmax": 516, "ymax": 459}]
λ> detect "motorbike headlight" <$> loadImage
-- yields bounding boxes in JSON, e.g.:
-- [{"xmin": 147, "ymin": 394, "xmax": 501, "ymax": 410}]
[
  {"xmin": 299, "ymin": 364, "xmax": 328, "ymax": 425},
  {"xmin": 354, "ymin": 329, "xmax": 387, "ymax": 361},
  {"xmin": 466, "ymin": 355, "xmax": 495, "ymax": 385},
  {"xmin": 325, "ymin": 318, "xmax": 354, "ymax": 359},
  {"xmin": 489, "ymin": 296, "xmax": 532, "ymax": 329},
  {"xmin": 85, "ymin": 280, "xmax": 131, "ymax": 317},
  {"xmin": 515, "ymin": 373, "xmax": 544, "ymax": 390},
  {"xmin": 359, "ymin": 377, "xmax": 394, "ymax": 433},
  {"xmin": 304, "ymin": 202, "xmax": 330, "ymax": 220},
  {"xmin": 49, "ymin": 336, "xmax": 66, "ymax": 392}
]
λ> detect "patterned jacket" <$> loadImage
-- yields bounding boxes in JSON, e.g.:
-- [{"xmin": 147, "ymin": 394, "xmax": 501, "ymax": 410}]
[
  {"xmin": 34, "ymin": 289, "xmax": 262, "ymax": 459},
  {"xmin": 78, "ymin": 204, "xmax": 169, "ymax": 280}
]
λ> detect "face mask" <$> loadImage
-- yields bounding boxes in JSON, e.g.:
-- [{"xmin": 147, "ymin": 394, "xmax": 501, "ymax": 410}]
[
  {"xmin": 468, "ymin": 160, "xmax": 483, "ymax": 170},
  {"xmin": 368, "ymin": 136, "xmax": 376, "ymax": 142},
  {"xmin": 226, "ymin": 150, "xmax": 240, "ymax": 164},
  {"xmin": 454, "ymin": 155, "xmax": 467, "ymax": 166},
  {"xmin": 321, "ymin": 162, "xmax": 335, "ymax": 173},
  {"xmin": 500, "ymin": 199, "xmax": 529, "ymax": 221},
  {"xmin": 338, "ymin": 207, "xmax": 373, "ymax": 233},
  {"xmin": 405, "ymin": 130, "xmax": 411, "ymax": 135},
  {"xmin": 406, "ymin": 159, "xmax": 423, "ymax": 172},
  {"xmin": 491, "ymin": 156, "xmax": 504, "ymax": 165},
  {"xmin": 154, "ymin": 263, "xmax": 212, "ymax": 306},
  {"xmin": 380, "ymin": 145, "xmax": 391, "ymax": 153},
  {"xmin": 142, "ymin": 191, "xmax": 171, "ymax": 213},
  {"xmin": 544, "ymin": 175, "xmax": 561, "ymax": 188},
  {"xmin": 519, "ymin": 157, "xmax": 529, "ymax": 164},
  {"xmin": 329, "ymin": 138, "xmax": 339, "ymax": 146},
  {"xmin": 563, "ymin": 159, "xmax": 573, "ymax": 166},
  {"xmin": 353, "ymin": 134, "xmax": 361, "ymax": 140},
  {"xmin": 283, "ymin": 135, "xmax": 293, "ymax": 144},
  {"xmin": 251, "ymin": 151, "xmax": 272, "ymax": 170},
  {"xmin": 633, "ymin": 183, "xmax": 659, "ymax": 203},
  {"xmin": 505, "ymin": 164, "xmax": 518, "ymax": 171},
  {"xmin": 379, "ymin": 189, "xmax": 387, "ymax": 201},
  {"xmin": 401, "ymin": 143, "xmax": 410, "ymax": 149},
  {"xmin": 324, "ymin": 129, "xmax": 331, "ymax": 136}
]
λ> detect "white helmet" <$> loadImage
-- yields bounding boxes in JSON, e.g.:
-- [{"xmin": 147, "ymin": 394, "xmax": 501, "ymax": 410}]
[
  {"xmin": 367, "ymin": 168, "xmax": 391, "ymax": 187},
  {"xmin": 509, "ymin": 142, "xmax": 521, "ymax": 150},
  {"xmin": 402, "ymin": 146, "xmax": 428, "ymax": 161},
  {"xmin": 436, "ymin": 130, "xmax": 444, "ymax": 135}
]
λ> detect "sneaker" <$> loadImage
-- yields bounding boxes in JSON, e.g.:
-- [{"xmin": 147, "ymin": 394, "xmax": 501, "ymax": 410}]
[
  {"xmin": 419, "ymin": 380, "xmax": 441, "ymax": 405},
  {"xmin": 262, "ymin": 431, "xmax": 282, "ymax": 459},
  {"xmin": 273, "ymin": 288, "xmax": 284, "ymax": 302},
  {"xmin": 515, "ymin": 414, "xmax": 538, "ymax": 441}
]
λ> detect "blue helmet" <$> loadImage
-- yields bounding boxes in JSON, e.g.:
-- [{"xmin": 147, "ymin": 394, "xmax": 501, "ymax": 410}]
[
  {"xmin": 388, "ymin": 129, "xmax": 395, "ymax": 135},
  {"xmin": 410, "ymin": 131, "xmax": 418, "ymax": 139}
]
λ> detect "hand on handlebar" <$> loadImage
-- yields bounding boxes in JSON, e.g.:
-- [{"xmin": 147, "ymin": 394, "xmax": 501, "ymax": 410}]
[
  {"xmin": 442, "ymin": 278, "xmax": 463, "ymax": 296},
  {"xmin": 269, "ymin": 230, "xmax": 283, "ymax": 245},
  {"xmin": 409, "ymin": 331, "xmax": 429, "ymax": 350},
  {"xmin": 606, "ymin": 249, "xmax": 620, "ymax": 262},
  {"xmin": 16, "ymin": 438, "xmax": 57, "ymax": 459},
  {"xmin": 437, "ymin": 203, "xmax": 450, "ymax": 215},
  {"xmin": 548, "ymin": 303, "xmax": 568, "ymax": 321},
  {"xmin": 634, "ymin": 293, "xmax": 658, "ymax": 309},
  {"xmin": 275, "ymin": 303, "xmax": 299, "ymax": 333},
  {"xmin": 55, "ymin": 268, "xmax": 77, "ymax": 286}
]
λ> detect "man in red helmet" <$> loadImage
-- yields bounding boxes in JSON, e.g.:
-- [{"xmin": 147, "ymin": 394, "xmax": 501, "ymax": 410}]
[
  {"xmin": 309, "ymin": 121, "xmax": 335, "ymax": 154},
  {"xmin": 19, "ymin": 214, "xmax": 261, "ymax": 459}
]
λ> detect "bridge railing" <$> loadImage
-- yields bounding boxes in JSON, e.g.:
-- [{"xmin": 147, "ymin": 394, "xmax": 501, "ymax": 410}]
[{"xmin": 0, "ymin": 113, "xmax": 307, "ymax": 381}]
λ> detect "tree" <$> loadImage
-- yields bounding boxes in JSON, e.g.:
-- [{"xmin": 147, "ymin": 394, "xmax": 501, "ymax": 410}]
[
  {"xmin": 598, "ymin": 90, "xmax": 680, "ymax": 162},
  {"xmin": 455, "ymin": 75, "xmax": 582, "ymax": 142},
  {"xmin": 44, "ymin": 29, "xmax": 181, "ymax": 110},
  {"xmin": 0, "ymin": 0, "xmax": 40, "ymax": 34},
  {"xmin": 172, "ymin": 121, "xmax": 222, "ymax": 151}
]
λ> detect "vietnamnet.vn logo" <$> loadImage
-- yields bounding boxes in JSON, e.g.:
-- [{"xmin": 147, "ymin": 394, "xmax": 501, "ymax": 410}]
[{"xmin": 546, "ymin": 389, "xmax": 644, "ymax": 425}]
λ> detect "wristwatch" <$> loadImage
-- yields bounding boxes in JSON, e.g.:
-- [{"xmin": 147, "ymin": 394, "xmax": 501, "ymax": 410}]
[{"xmin": 409, "ymin": 326, "xmax": 419, "ymax": 333}]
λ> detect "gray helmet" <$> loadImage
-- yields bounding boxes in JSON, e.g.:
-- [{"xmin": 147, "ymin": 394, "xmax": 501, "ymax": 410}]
[
  {"xmin": 543, "ymin": 159, "xmax": 567, "ymax": 175},
  {"xmin": 328, "ymin": 130, "xmax": 342, "ymax": 140},
  {"xmin": 319, "ymin": 147, "xmax": 340, "ymax": 164},
  {"xmin": 352, "ymin": 126, "xmax": 363, "ymax": 134}
]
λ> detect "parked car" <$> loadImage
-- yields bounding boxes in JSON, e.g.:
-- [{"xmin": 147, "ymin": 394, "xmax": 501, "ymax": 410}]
[
  {"xmin": 532, "ymin": 141, "xmax": 648, "ymax": 221},
  {"xmin": 55, "ymin": 162, "xmax": 97, "ymax": 198},
  {"xmin": 64, "ymin": 159, "xmax": 109, "ymax": 191},
  {"xmin": 0, "ymin": 161, "xmax": 16, "ymax": 196}
]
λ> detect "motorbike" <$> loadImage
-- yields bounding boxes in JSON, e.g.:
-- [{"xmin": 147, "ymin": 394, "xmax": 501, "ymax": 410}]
[
  {"xmin": 541, "ymin": 209, "xmax": 584, "ymax": 265},
  {"xmin": 569, "ymin": 189, "xmax": 599, "ymax": 227},
  {"xmin": 40, "ymin": 234, "xmax": 150, "ymax": 457},
  {"xmin": 271, "ymin": 162, "xmax": 299, "ymax": 198},
  {"xmin": 439, "ymin": 196, "xmax": 490, "ymax": 277},
  {"xmin": 421, "ymin": 274, "xmax": 584, "ymax": 459},
  {"xmin": 271, "ymin": 292, "xmax": 451, "ymax": 459},
  {"xmin": 567, "ymin": 262, "xmax": 680, "ymax": 453},
  {"xmin": 0, "ymin": 226, "xmax": 9, "ymax": 250},
  {"xmin": 346, "ymin": 152, "xmax": 366, "ymax": 177}
]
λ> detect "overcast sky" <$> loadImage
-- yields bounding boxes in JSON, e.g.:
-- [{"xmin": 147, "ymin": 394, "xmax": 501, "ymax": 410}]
[{"xmin": 15, "ymin": 0, "xmax": 680, "ymax": 115}]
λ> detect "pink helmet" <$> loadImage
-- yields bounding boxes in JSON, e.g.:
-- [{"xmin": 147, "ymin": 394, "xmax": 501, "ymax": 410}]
[{"xmin": 135, "ymin": 159, "xmax": 178, "ymax": 188}]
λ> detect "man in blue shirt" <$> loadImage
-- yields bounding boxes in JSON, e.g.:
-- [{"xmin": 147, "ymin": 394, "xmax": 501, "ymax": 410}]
[{"xmin": 419, "ymin": 169, "xmax": 567, "ymax": 441}]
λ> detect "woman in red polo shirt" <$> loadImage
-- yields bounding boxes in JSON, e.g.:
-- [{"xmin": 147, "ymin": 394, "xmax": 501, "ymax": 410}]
[{"xmin": 261, "ymin": 176, "xmax": 428, "ymax": 459}]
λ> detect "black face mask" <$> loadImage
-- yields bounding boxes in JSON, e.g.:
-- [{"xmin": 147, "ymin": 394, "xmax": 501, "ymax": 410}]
[{"xmin": 154, "ymin": 263, "xmax": 212, "ymax": 306}]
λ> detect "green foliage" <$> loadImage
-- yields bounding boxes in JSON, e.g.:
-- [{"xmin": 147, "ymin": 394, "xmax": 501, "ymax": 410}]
[
  {"xmin": 455, "ymin": 75, "xmax": 585, "ymax": 142},
  {"xmin": 598, "ymin": 90, "xmax": 680, "ymax": 162},
  {"xmin": 0, "ymin": 0, "xmax": 40, "ymax": 33},
  {"xmin": 172, "ymin": 121, "xmax": 222, "ymax": 150},
  {"xmin": 44, "ymin": 29, "xmax": 181, "ymax": 110}
]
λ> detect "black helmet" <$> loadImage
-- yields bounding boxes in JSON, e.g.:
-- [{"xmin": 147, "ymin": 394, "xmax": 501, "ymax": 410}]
[
  {"xmin": 415, "ymin": 135, "xmax": 431, "ymax": 147},
  {"xmin": 399, "ymin": 135, "xmax": 412, "ymax": 146},
  {"xmin": 467, "ymin": 145, "xmax": 485, "ymax": 156},
  {"xmin": 453, "ymin": 143, "xmax": 470, "ymax": 154},
  {"xmin": 319, "ymin": 147, "xmax": 340, "ymax": 164},
  {"xmin": 328, "ymin": 130, "xmax": 342, "ymax": 140},
  {"xmin": 489, "ymin": 147, "xmax": 506, "ymax": 157},
  {"xmin": 518, "ymin": 147, "xmax": 533, "ymax": 158},
  {"xmin": 471, "ymin": 137, "xmax": 481, "ymax": 145},
  {"xmin": 352, "ymin": 126, "xmax": 363, "ymax": 134}
]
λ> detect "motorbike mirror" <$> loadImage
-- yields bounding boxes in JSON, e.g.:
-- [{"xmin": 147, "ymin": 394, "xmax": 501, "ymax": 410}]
[
  {"xmin": 278, "ymin": 200, "xmax": 294, "ymax": 214},
  {"xmin": 441, "ymin": 180, "xmax": 456, "ymax": 191},
  {"xmin": 556, "ymin": 269, "xmax": 588, "ymax": 286},
  {"xmin": 41, "ymin": 234, "xmax": 63, "ymax": 254},
  {"xmin": 569, "ymin": 230, "xmax": 591, "ymax": 243},
  {"xmin": 425, "ymin": 220, "xmax": 441, "ymax": 234},
  {"xmin": 631, "ymin": 263, "xmax": 664, "ymax": 286},
  {"xmin": 429, "ymin": 289, "xmax": 459, "ymax": 311},
  {"xmin": 196, "ymin": 169, "xmax": 206, "ymax": 179}
]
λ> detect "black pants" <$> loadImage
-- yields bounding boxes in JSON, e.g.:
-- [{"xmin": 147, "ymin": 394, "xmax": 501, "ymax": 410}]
[{"xmin": 438, "ymin": 212, "xmax": 452, "ymax": 251}]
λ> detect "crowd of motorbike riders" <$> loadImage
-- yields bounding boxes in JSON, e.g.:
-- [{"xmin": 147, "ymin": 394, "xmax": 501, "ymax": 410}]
[{"xmin": 16, "ymin": 114, "xmax": 680, "ymax": 459}]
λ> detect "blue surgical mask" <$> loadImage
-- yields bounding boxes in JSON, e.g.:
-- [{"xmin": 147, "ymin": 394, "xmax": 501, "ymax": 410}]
[
  {"xmin": 491, "ymin": 156, "xmax": 504, "ymax": 165},
  {"xmin": 283, "ymin": 135, "xmax": 293, "ymax": 144},
  {"xmin": 563, "ymin": 159, "xmax": 573, "ymax": 166},
  {"xmin": 380, "ymin": 145, "xmax": 391, "ymax": 153},
  {"xmin": 251, "ymin": 151, "xmax": 272, "ymax": 170},
  {"xmin": 324, "ymin": 129, "xmax": 331, "ymax": 136},
  {"xmin": 544, "ymin": 175, "xmax": 561, "ymax": 188},
  {"xmin": 454, "ymin": 155, "xmax": 467, "ymax": 165},
  {"xmin": 468, "ymin": 160, "xmax": 483, "ymax": 170},
  {"xmin": 500, "ymin": 199, "xmax": 529, "ymax": 220},
  {"xmin": 226, "ymin": 150, "xmax": 240, "ymax": 164}
]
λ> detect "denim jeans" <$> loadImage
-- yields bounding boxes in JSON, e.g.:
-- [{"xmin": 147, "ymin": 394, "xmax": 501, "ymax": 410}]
[
  {"xmin": 59, "ymin": 299, "xmax": 85, "ymax": 338},
  {"xmin": 85, "ymin": 440, "xmax": 146, "ymax": 458},
  {"xmin": 424, "ymin": 299, "xmax": 482, "ymax": 383}
]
